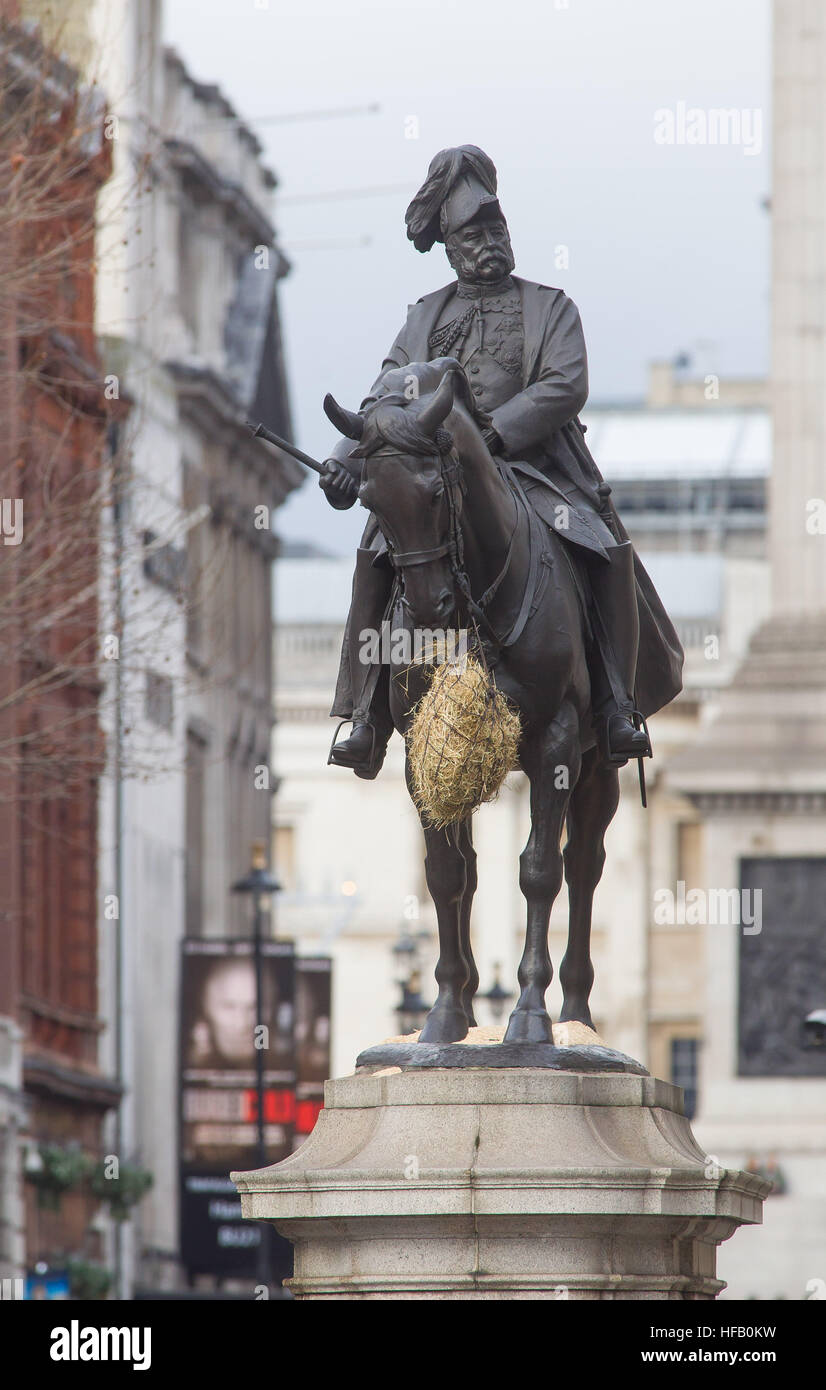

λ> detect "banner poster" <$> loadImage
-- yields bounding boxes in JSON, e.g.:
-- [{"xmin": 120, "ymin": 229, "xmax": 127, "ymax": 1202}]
[
  {"xmin": 293, "ymin": 956, "xmax": 332, "ymax": 1150},
  {"xmin": 179, "ymin": 938, "xmax": 296, "ymax": 1276}
]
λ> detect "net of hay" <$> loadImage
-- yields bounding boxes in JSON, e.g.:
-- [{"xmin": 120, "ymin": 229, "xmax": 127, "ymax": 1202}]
[{"xmin": 407, "ymin": 655, "xmax": 521, "ymax": 828}]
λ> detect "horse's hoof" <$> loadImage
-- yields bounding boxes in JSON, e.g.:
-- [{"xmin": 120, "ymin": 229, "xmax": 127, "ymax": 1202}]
[
  {"xmin": 418, "ymin": 1005, "xmax": 469, "ymax": 1044},
  {"xmin": 559, "ymin": 1001, "xmax": 595, "ymax": 1030},
  {"xmin": 503, "ymin": 1008, "xmax": 554, "ymax": 1044}
]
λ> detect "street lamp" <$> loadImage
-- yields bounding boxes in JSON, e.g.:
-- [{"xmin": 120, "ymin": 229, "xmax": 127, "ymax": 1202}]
[
  {"xmin": 396, "ymin": 970, "xmax": 431, "ymax": 1036},
  {"xmin": 479, "ymin": 963, "xmax": 514, "ymax": 1025},
  {"xmin": 231, "ymin": 840, "xmax": 281, "ymax": 1287},
  {"xmin": 391, "ymin": 927, "xmax": 418, "ymax": 967},
  {"xmin": 391, "ymin": 920, "xmax": 431, "ymax": 1034}
]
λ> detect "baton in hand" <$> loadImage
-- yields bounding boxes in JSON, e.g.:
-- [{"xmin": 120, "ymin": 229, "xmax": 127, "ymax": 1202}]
[{"xmin": 246, "ymin": 419, "xmax": 332, "ymax": 477}]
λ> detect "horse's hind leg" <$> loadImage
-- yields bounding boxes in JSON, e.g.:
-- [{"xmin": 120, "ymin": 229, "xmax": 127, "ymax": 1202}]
[
  {"xmin": 505, "ymin": 703, "xmax": 581, "ymax": 1045},
  {"xmin": 559, "ymin": 746, "xmax": 620, "ymax": 1029},
  {"xmin": 456, "ymin": 818, "xmax": 479, "ymax": 1027}
]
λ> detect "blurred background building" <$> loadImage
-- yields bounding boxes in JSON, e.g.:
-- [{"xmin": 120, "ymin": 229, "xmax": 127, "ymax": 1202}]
[
  {"xmin": 1, "ymin": 0, "xmax": 299, "ymax": 1298},
  {"xmin": 0, "ymin": 14, "xmax": 118, "ymax": 1300},
  {"xmin": 93, "ymin": 9, "xmax": 300, "ymax": 1295},
  {"xmin": 666, "ymin": 2, "xmax": 826, "ymax": 1300}
]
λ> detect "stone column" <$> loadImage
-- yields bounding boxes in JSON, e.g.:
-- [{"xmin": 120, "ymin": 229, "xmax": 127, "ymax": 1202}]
[
  {"xmin": 771, "ymin": 0, "xmax": 826, "ymax": 619},
  {"xmin": 233, "ymin": 1069, "xmax": 767, "ymax": 1300}
]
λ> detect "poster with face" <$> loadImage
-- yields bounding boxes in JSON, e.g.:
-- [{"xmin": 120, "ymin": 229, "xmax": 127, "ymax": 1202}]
[
  {"xmin": 179, "ymin": 939, "xmax": 296, "ymax": 1172},
  {"xmin": 182, "ymin": 942, "xmax": 295, "ymax": 1076}
]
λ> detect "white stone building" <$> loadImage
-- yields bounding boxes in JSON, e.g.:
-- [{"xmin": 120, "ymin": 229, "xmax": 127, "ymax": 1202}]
[{"xmin": 85, "ymin": 2, "xmax": 300, "ymax": 1295}]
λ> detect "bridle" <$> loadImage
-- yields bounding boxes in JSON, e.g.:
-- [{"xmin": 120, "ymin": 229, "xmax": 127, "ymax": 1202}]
[{"xmin": 370, "ymin": 433, "xmax": 518, "ymax": 653}]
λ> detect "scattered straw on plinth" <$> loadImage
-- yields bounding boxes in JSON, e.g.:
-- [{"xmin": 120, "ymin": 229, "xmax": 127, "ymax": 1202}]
[{"xmin": 407, "ymin": 655, "xmax": 521, "ymax": 828}]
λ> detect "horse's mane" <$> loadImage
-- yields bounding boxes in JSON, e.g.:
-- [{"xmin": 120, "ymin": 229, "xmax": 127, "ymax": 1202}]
[{"xmin": 353, "ymin": 358, "xmax": 490, "ymax": 458}]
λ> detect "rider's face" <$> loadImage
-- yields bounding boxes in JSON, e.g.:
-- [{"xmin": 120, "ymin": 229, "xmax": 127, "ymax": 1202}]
[{"xmin": 445, "ymin": 215, "xmax": 514, "ymax": 284}]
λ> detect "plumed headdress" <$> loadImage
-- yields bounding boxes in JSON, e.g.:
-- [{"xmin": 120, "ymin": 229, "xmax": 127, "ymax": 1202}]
[{"xmin": 405, "ymin": 145, "xmax": 500, "ymax": 253}]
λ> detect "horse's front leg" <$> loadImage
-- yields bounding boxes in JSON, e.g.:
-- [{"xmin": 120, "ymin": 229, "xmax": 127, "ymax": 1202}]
[
  {"xmin": 504, "ymin": 703, "xmax": 581, "ymax": 1044},
  {"xmin": 418, "ymin": 820, "xmax": 471, "ymax": 1042},
  {"xmin": 405, "ymin": 757, "xmax": 470, "ymax": 1044}
]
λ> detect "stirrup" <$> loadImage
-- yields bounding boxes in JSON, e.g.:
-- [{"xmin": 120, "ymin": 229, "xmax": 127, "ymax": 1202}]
[
  {"xmin": 327, "ymin": 719, "xmax": 351, "ymax": 765},
  {"xmin": 630, "ymin": 710, "xmax": 652, "ymax": 809},
  {"xmin": 601, "ymin": 709, "xmax": 653, "ymax": 808},
  {"xmin": 610, "ymin": 709, "xmax": 653, "ymax": 808},
  {"xmin": 327, "ymin": 719, "xmax": 375, "ymax": 765},
  {"xmin": 602, "ymin": 708, "xmax": 650, "ymax": 760},
  {"xmin": 327, "ymin": 719, "xmax": 384, "ymax": 778}
]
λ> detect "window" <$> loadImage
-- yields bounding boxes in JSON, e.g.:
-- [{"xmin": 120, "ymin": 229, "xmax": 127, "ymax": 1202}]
[
  {"xmin": 185, "ymin": 729, "xmax": 207, "ymax": 936},
  {"xmin": 178, "ymin": 204, "xmax": 199, "ymax": 342},
  {"xmin": 183, "ymin": 460, "xmax": 208, "ymax": 665},
  {"xmin": 670, "ymin": 1037, "xmax": 699, "ymax": 1119},
  {"xmin": 145, "ymin": 670, "xmax": 174, "ymax": 731},
  {"xmin": 738, "ymin": 856, "xmax": 826, "ymax": 1077},
  {"xmin": 676, "ymin": 821, "xmax": 702, "ymax": 889},
  {"xmin": 273, "ymin": 824, "xmax": 296, "ymax": 892},
  {"xmin": 142, "ymin": 529, "xmax": 185, "ymax": 595}
]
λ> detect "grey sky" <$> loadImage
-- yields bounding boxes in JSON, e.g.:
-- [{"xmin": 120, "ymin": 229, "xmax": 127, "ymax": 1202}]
[{"xmin": 164, "ymin": 0, "xmax": 770, "ymax": 555}]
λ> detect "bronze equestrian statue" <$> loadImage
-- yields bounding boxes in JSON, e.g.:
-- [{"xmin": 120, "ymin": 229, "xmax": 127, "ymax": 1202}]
[{"xmin": 309, "ymin": 147, "xmax": 682, "ymax": 1045}]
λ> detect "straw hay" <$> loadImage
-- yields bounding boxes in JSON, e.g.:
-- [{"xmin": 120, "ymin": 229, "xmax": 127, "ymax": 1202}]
[{"xmin": 407, "ymin": 655, "xmax": 521, "ymax": 828}]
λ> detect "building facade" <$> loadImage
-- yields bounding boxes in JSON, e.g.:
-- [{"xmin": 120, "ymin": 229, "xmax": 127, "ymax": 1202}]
[
  {"xmin": 91, "ymin": 12, "xmax": 300, "ymax": 1293},
  {"xmin": 667, "ymin": 0, "xmax": 826, "ymax": 1302},
  {"xmin": 4, "ymin": 0, "xmax": 300, "ymax": 1295},
  {"xmin": 0, "ymin": 15, "xmax": 119, "ymax": 1292}
]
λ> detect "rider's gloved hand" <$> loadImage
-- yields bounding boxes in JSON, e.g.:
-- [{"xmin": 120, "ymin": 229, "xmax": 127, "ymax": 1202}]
[
  {"xmin": 319, "ymin": 460, "xmax": 359, "ymax": 509},
  {"xmin": 481, "ymin": 425, "xmax": 504, "ymax": 455}
]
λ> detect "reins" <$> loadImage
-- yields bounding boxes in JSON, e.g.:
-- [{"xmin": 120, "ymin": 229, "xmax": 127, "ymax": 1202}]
[{"xmin": 380, "ymin": 437, "xmax": 517, "ymax": 660}]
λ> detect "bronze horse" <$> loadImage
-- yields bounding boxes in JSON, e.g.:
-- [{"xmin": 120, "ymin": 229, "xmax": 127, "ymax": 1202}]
[{"xmin": 325, "ymin": 359, "xmax": 621, "ymax": 1047}]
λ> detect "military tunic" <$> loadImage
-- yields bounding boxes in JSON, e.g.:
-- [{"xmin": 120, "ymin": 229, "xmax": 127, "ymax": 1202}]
[{"xmin": 427, "ymin": 274, "xmax": 524, "ymax": 415}]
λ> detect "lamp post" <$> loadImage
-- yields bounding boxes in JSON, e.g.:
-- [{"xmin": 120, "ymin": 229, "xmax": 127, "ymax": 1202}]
[
  {"xmin": 396, "ymin": 970, "xmax": 432, "ymax": 1036},
  {"xmin": 391, "ymin": 921, "xmax": 431, "ymax": 1034},
  {"xmin": 231, "ymin": 840, "xmax": 281, "ymax": 1288},
  {"xmin": 479, "ymin": 963, "xmax": 514, "ymax": 1026}
]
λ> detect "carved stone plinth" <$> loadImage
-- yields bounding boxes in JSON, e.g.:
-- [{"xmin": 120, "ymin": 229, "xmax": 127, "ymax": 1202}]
[{"xmin": 232, "ymin": 1069, "xmax": 768, "ymax": 1300}]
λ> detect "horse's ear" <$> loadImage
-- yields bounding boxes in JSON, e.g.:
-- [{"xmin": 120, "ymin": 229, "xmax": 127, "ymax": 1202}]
[
  {"xmin": 417, "ymin": 371, "xmax": 455, "ymax": 436},
  {"xmin": 323, "ymin": 393, "xmax": 364, "ymax": 440}
]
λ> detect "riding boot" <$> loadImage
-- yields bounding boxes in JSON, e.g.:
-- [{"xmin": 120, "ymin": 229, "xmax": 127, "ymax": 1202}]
[
  {"xmin": 329, "ymin": 547, "xmax": 395, "ymax": 778},
  {"xmin": 587, "ymin": 541, "xmax": 652, "ymax": 765}
]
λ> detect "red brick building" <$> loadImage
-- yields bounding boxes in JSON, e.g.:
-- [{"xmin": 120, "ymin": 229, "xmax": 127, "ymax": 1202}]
[{"xmin": 0, "ymin": 18, "xmax": 121, "ymax": 1287}]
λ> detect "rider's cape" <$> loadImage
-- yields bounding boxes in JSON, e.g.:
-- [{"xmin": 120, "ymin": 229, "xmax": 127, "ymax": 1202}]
[{"xmin": 330, "ymin": 276, "xmax": 684, "ymax": 721}]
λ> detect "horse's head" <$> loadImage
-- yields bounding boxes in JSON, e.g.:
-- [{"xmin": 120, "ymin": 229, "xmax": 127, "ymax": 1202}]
[{"xmin": 324, "ymin": 367, "xmax": 465, "ymax": 629}]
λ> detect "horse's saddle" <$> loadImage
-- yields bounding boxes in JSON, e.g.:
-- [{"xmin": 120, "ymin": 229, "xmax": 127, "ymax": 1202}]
[{"xmin": 506, "ymin": 460, "xmax": 614, "ymax": 562}]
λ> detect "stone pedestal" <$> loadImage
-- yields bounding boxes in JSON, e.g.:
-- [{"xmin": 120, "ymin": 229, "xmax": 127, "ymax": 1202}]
[{"xmin": 232, "ymin": 1069, "xmax": 768, "ymax": 1300}]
